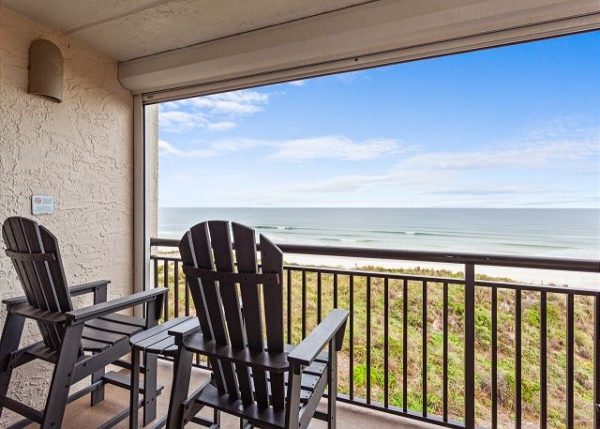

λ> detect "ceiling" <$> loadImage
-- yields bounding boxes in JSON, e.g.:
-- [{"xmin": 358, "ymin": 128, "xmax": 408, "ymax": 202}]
[{"xmin": 2, "ymin": 0, "xmax": 373, "ymax": 61}]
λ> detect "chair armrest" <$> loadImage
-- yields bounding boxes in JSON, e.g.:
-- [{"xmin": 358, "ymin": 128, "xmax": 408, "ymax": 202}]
[
  {"xmin": 9, "ymin": 303, "xmax": 67, "ymax": 324},
  {"xmin": 2, "ymin": 280, "xmax": 111, "ymax": 307},
  {"xmin": 288, "ymin": 309, "xmax": 349, "ymax": 367},
  {"xmin": 65, "ymin": 288, "xmax": 167, "ymax": 324},
  {"xmin": 68, "ymin": 280, "xmax": 110, "ymax": 297},
  {"xmin": 2, "ymin": 295, "xmax": 27, "ymax": 307},
  {"xmin": 168, "ymin": 318, "xmax": 202, "ymax": 341}
]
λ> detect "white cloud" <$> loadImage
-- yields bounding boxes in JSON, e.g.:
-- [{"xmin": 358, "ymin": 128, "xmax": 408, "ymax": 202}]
[
  {"xmin": 159, "ymin": 135, "xmax": 402, "ymax": 162},
  {"xmin": 159, "ymin": 138, "xmax": 264, "ymax": 159},
  {"xmin": 207, "ymin": 138, "xmax": 264, "ymax": 152},
  {"xmin": 277, "ymin": 129, "xmax": 599, "ymax": 195},
  {"xmin": 428, "ymin": 187, "xmax": 524, "ymax": 196},
  {"xmin": 159, "ymin": 110, "xmax": 200, "ymax": 133},
  {"xmin": 160, "ymin": 89, "xmax": 270, "ymax": 132},
  {"xmin": 159, "ymin": 121, "xmax": 599, "ymax": 207},
  {"xmin": 287, "ymin": 80, "xmax": 306, "ymax": 87},
  {"xmin": 159, "ymin": 118, "xmax": 600, "ymax": 207},
  {"xmin": 182, "ymin": 89, "xmax": 270, "ymax": 115},
  {"xmin": 207, "ymin": 121, "xmax": 237, "ymax": 131},
  {"xmin": 282, "ymin": 173, "xmax": 394, "ymax": 193},
  {"xmin": 267, "ymin": 136, "xmax": 401, "ymax": 161},
  {"xmin": 403, "ymin": 121, "xmax": 600, "ymax": 171},
  {"xmin": 280, "ymin": 168, "xmax": 446, "ymax": 194},
  {"xmin": 401, "ymin": 138, "xmax": 599, "ymax": 170},
  {"xmin": 158, "ymin": 140, "xmax": 216, "ymax": 158},
  {"xmin": 336, "ymin": 70, "xmax": 364, "ymax": 84}
]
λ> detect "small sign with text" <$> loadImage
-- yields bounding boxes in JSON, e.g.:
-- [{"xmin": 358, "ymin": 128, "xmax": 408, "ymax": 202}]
[{"xmin": 31, "ymin": 195, "xmax": 54, "ymax": 215}]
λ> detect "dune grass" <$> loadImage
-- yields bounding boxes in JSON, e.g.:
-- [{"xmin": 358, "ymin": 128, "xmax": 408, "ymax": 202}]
[{"xmin": 156, "ymin": 262, "xmax": 595, "ymax": 429}]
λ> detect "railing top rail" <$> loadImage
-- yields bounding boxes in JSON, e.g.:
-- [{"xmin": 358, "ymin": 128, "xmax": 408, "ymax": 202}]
[{"xmin": 150, "ymin": 237, "xmax": 600, "ymax": 273}]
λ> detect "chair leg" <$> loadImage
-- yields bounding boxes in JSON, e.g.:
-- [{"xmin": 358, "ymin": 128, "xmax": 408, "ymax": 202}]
[
  {"xmin": 213, "ymin": 408, "xmax": 221, "ymax": 427},
  {"xmin": 90, "ymin": 367, "xmax": 105, "ymax": 406},
  {"xmin": 143, "ymin": 352, "xmax": 158, "ymax": 425},
  {"xmin": 166, "ymin": 347, "xmax": 193, "ymax": 429},
  {"xmin": 0, "ymin": 313, "xmax": 25, "ymax": 419},
  {"xmin": 91, "ymin": 284, "xmax": 108, "ymax": 406},
  {"xmin": 41, "ymin": 324, "xmax": 84, "ymax": 429},
  {"xmin": 129, "ymin": 348, "xmax": 141, "ymax": 429},
  {"xmin": 143, "ymin": 298, "xmax": 160, "ymax": 426},
  {"xmin": 327, "ymin": 338, "xmax": 337, "ymax": 429},
  {"xmin": 284, "ymin": 364, "xmax": 302, "ymax": 429}
]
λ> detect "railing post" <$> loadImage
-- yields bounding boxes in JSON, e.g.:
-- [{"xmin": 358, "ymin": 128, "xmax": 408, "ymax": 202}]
[
  {"xmin": 464, "ymin": 263, "xmax": 476, "ymax": 429},
  {"xmin": 595, "ymin": 295, "xmax": 600, "ymax": 429},
  {"xmin": 567, "ymin": 294, "xmax": 574, "ymax": 428}
]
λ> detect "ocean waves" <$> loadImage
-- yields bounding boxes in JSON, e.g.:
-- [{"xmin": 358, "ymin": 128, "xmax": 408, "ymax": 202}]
[{"xmin": 159, "ymin": 208, "xmax": 599, "ymax": 259}]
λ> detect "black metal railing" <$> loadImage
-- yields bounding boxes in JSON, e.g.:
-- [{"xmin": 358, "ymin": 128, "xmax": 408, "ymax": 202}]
[{"xmin": 150, "ymin": 237, "xmax": 600, "ymax": 429}]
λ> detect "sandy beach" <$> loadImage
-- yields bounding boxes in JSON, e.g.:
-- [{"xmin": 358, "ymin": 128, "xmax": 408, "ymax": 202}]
[{"xmin": 284, "ymin": 253, "xmax": 600, "ymax": 288}]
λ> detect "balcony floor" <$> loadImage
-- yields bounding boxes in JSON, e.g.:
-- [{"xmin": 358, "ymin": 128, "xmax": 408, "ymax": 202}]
[{"xmin": 49, "ymin": 359, "xmax": 436, "ymax": 429}]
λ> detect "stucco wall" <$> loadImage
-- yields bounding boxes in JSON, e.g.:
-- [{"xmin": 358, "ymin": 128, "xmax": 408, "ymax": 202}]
[{"xmin": 0, "ymin": 6, "xmax": 133, "ymax": 424}]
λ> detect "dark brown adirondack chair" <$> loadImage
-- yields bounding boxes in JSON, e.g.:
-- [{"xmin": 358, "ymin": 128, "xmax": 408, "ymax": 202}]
[
  {"xmin": 0, "ymin": 217, "xmax": 167, "ymax": 428},
  {"xmin": 166, "ymin": 221, "xmax": 349, "ymax": 429}
]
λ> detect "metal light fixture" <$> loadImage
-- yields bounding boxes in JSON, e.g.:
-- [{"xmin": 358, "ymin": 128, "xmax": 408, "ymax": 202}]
[{"xmin": 28, "ymin": 39, "xmax": 63, "ymax": 102}]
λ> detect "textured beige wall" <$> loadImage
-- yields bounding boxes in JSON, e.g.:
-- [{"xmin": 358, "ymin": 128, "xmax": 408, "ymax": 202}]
[{"xmin": 0, "ymin": 6, "xmax": 133, "ymax": 424}]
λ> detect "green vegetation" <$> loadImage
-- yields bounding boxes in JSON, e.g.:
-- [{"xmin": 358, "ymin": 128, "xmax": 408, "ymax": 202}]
[{"xmin": 156, "ymin": 262, "xmax": 595, "ymax": 429}]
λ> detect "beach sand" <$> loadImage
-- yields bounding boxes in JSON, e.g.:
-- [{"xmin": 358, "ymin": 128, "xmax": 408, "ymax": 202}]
[{"xmin": 284, "ymin": 254, "xmax": 600, "ymax": 288}]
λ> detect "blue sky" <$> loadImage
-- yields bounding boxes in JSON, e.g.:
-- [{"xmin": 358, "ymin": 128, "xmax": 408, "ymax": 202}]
[{"xmin": 157, "ymin": 32, "xmax": 600, "ymax": 208}]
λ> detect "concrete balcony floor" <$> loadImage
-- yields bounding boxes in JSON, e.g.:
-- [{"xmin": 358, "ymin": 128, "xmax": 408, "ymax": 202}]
[{"xmin": 51, "ymin": 359, "xmax": 436, "ymax": 429}]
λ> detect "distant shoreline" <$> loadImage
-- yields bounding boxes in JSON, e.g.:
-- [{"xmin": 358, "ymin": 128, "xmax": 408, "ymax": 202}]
[
  {"xmin": 283, "ymin": 254, "xmax": 599, "ymax": 288},
  {"xmin": 154, "ymin": 246, "xmax": 599, "ymax": 288}
]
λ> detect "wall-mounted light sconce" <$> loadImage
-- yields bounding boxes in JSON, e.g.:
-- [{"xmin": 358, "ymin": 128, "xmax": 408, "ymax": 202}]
[{"xmin": 28, "ymin": 39, "xmax": 63, "ymax": 103}]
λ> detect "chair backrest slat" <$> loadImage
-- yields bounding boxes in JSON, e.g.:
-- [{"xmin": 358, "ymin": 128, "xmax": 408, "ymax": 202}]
[
  {"xmin": 180, "ymin": 221, "xmax": 286, "ymax": 410},
  {"xmin": 2, "ymin": 217, "xmax": 73, "ymax": 351},
  {"xmin": 179, "ymin": 231, "xmax": 226, "ymax": 393},
  {"xmin": 181, "ymin": 223, "xmax": 238, "ymax": 398},
  {"xmin": 232, "ymin": 222, "xmax": 270, "ymax": 408},
  {"xmin": 20, "ymin": 220, "xmax": 66, "ymax": 350},
  {"xmin": 5, "ymin": 218, "xmax": 50, "ymax": 311},
  {"xmin": 38, "ymin": 223, "xmax": 71, "ymax": 311},
  {"xmin": 208, "ymin": 221, "xmax": 253, "ymax": 405},
  {"xmin": 3, "ymin": 219, "xmax": 56, "ymax": 350},
  {"xmin": 259, "ymin": 234, "xmax": 285, "ymax": 409}
]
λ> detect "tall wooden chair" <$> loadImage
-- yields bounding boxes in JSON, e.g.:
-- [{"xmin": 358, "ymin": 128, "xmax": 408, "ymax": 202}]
[
  {"xmin": 166, "ymin": 221, "xmax": 349, "ymax": 429},
  {"xmin": 0, "ymin": 216, "xmax": 167, "ymax": 428}
]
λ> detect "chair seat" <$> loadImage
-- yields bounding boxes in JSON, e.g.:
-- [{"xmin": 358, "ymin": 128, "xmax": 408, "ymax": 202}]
[
  {"xmin": 82, "ymin": 313, "xmax": 147, "ymax": 353},
  {"xmin": 14, "ymin": 314, "xmax": 147, "ymax": 360},
  {"xmin": 283, "ymin": 344, "xmax": 329, "ymax": 402},
  {"xmin": 195, "ymin": 383, "xmax": 287, "ymax": 428},
  {"xmin": 194, "ymin": 358, "xmax": 329, "ymax": 429},
  {"xmin": 188, "ymin": 341, "xmax": 330, "ymax": 428}
]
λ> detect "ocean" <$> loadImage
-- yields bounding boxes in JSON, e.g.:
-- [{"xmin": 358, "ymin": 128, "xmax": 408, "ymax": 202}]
[
  {"xmin": 158, "ymin": 207, "xmax": 600, "ymax": 286},
  {"xmin": 159, "ymin": 207, "xmax": 599, "ymax": 260}
]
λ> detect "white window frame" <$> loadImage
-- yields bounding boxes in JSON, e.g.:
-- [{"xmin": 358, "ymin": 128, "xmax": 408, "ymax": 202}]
[{"xmin": 133, "ymin": 4, "xmax": 600, "ymax": 292}]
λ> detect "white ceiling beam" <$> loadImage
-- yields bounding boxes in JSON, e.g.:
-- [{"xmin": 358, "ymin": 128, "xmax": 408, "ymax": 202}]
[{"xmin": 118, "ymin": 0, "xmax": 600, "ymax": 97}]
